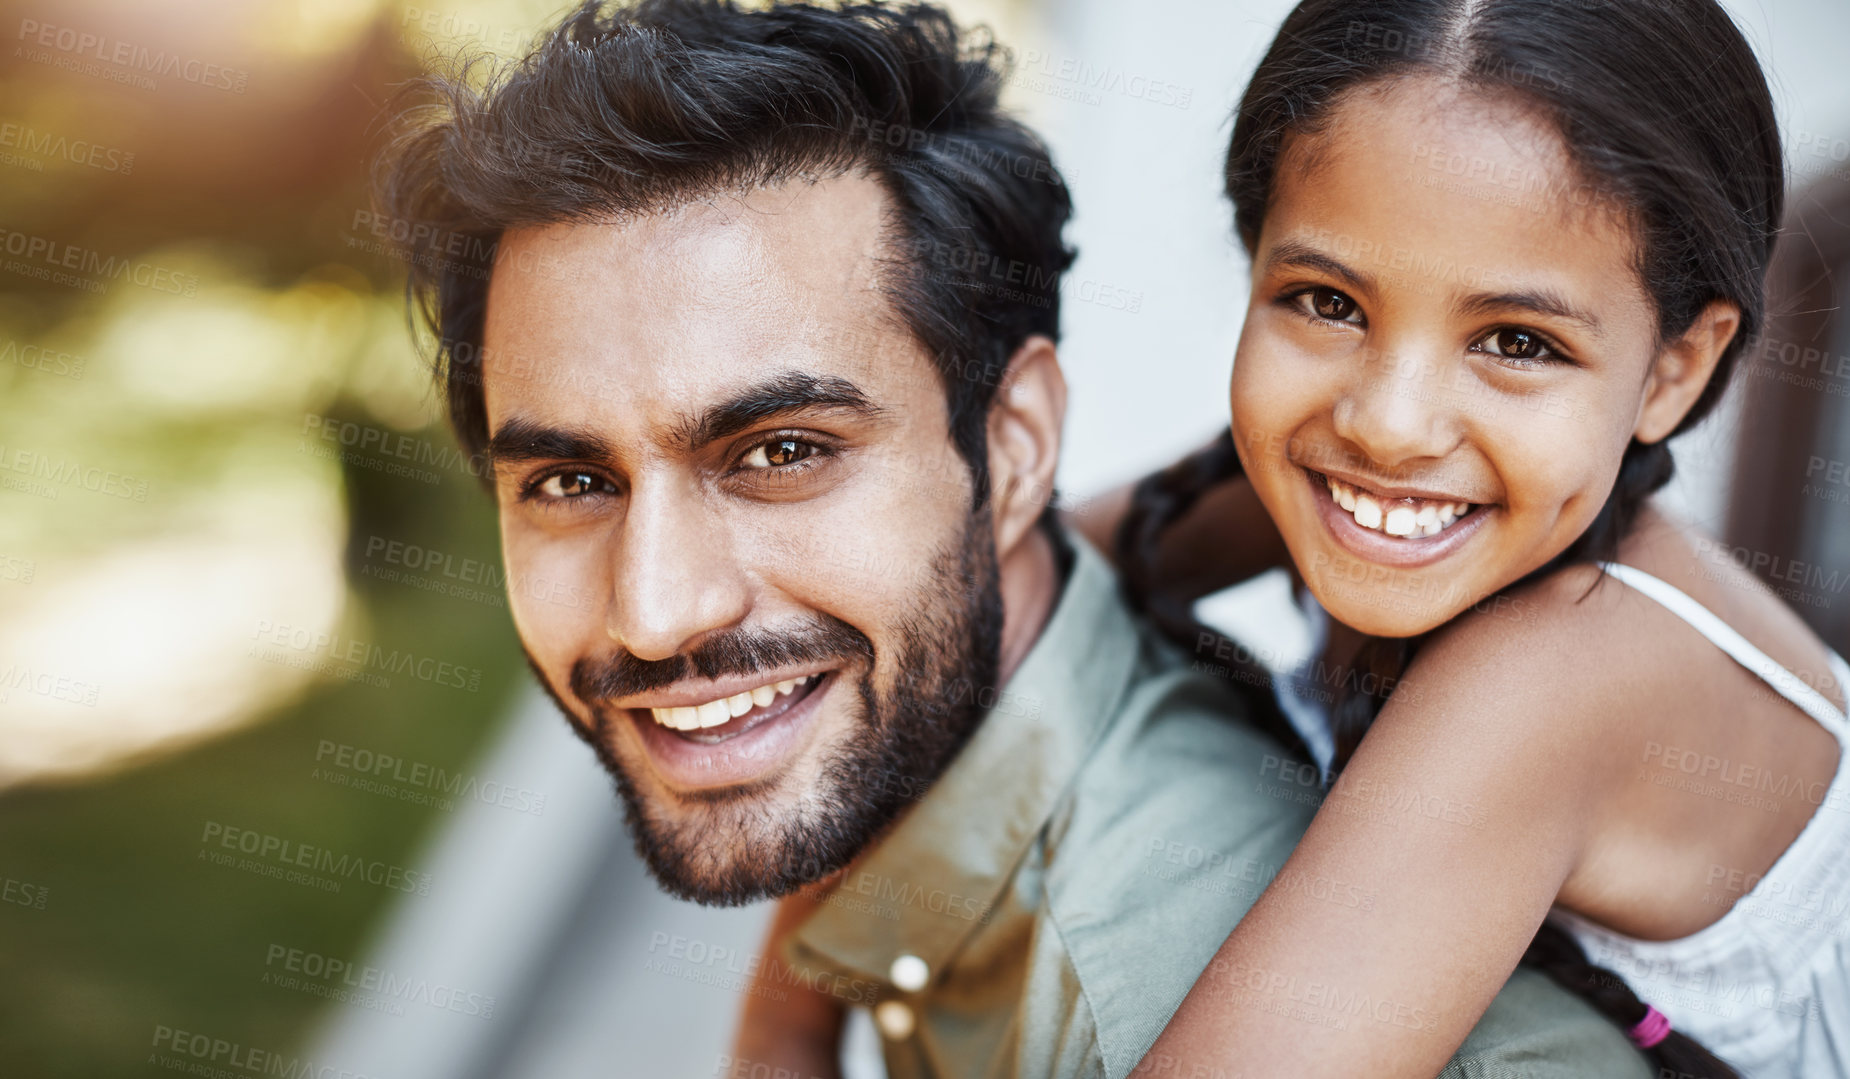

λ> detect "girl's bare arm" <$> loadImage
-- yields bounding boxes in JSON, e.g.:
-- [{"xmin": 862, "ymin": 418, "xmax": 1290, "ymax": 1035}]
[{"xmin": 1139, "ymin": 596, "xmax": 1634, "ymax": 1077}]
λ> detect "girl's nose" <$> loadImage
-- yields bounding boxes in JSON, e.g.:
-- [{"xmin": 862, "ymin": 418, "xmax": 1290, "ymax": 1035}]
[{"xmin": 1330, "ymin": 349, "xmax": 1463, "ymax": 470}]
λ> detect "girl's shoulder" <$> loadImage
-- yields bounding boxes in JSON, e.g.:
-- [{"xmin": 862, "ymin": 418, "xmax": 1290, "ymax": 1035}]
[
  {"xmin": 1408, "ymin": 560, "xmax": 1653, "ymax": 716},
  {"xmin": 1348, "ymin": 563, "xmax": 1638, "ymax": 856},
  {"xmin": 1389, "ymin": 556, "xmax": 1682, "ymax": 777},
  {"xmin": 1401, "ymin": 503, "xmax": 1844, "ymax": 758}
]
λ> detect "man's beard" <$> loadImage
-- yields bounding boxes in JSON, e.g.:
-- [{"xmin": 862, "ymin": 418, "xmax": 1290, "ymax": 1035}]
[{"xmin": 523, "ymin": 511, "xmax": 1003, "ymax": 906}]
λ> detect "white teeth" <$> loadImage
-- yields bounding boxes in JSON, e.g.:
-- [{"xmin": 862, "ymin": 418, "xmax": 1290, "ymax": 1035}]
[
  {"xmin": 1323, "ymin": 474, "xmax": 1475, "ymax": 540},
  {"xmin": 649, "ymin": 673, "xmax": 821, "ymax": 730},
  {"xmin": 696, "ymin": 699, "xmax": 732, "ymax": 728},
  {"xmin": 1353, "ymin": 493, "xmax": 1383, "ymax": 530}
]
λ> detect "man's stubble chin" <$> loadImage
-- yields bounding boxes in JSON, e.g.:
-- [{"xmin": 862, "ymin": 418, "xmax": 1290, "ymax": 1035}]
[{"xmin": 520, "ymin": 512, "xmax": 1003, "ymax": 907}]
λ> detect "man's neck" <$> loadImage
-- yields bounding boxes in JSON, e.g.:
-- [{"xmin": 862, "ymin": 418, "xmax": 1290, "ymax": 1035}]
[{"xmin": 995, "ymin": 525, "xmax": 1064, "ymax": 687}]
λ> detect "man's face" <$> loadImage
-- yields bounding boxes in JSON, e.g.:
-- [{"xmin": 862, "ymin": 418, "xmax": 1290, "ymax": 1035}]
[{"xmin": 481, "ymin": 173, "xmax": 1003, "ymax": 905}]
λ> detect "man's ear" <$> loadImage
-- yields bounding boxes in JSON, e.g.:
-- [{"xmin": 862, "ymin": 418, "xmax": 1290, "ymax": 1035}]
[
  {"xmin": 1633, "ymin": 299, "xmax": 1740, "ymax": 444},
  {"xmin": 986, "ymin": 335, "xmax": 1066, "ymax": 561}
]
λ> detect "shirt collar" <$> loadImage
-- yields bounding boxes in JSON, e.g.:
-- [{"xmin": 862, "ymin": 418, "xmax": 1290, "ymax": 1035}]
[{"xmin": 787, "ymin": 533, "xmax": 1143, "ymax": 984}]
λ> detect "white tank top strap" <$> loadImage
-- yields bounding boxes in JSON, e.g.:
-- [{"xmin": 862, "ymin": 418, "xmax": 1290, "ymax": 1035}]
[{"xmin": 1595, "ymin": 560, "xmax": 1850, "ymax": 742}]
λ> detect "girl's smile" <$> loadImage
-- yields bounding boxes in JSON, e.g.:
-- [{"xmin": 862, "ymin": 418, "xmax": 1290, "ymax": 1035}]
[{"xmin": 1301, "ymin": 464, "xmax": 1492, "ymax": 569}]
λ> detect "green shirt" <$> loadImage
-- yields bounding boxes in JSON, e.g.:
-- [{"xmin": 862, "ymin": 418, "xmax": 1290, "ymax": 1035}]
[{"xmin": 784, "ymin": 536, "xmax": 1651, "ymax": 1079}]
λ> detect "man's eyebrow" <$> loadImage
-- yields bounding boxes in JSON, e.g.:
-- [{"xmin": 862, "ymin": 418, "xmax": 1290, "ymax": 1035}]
[
  {"xmin": 1264, "ymin": 238, "xmax": 1377, "ymax": 293},
  {"xmin": 673, "ymin": 372, "xmax": 887, "ymax": 450},
  {"xmin": 485, "ymin": 417, "xmax": 615, "ymax": 471},
  {"xmin": 1455, "ymin": 289, "xmax": 1604, "ymax": 334}
]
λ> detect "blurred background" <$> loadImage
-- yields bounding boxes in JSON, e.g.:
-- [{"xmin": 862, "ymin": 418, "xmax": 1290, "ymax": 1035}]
[{"xmin": 0, "ymin": 1, "xmax": 1845, "ymax": 1077}]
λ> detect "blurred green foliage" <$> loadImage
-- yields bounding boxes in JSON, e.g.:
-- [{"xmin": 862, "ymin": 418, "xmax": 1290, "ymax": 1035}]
[{"xmin": 0, "ymin": 1, "xmax": 552, "ymax": 1074}]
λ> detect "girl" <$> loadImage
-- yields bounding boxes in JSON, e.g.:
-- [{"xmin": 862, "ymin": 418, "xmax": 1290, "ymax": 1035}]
[
  {"xmin": 746, "ymin": 0, "xmax": 1849, "ymax": 1075},
  {"xmin": 1099, "ymin": 0, "xmax": 1846, "ymax": 1076}
]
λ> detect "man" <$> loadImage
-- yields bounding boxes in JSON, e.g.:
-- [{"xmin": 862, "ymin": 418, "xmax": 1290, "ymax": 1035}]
[{"xmin": 378, "ymin": 1, "xmax": 1653, "ymax": 1075}]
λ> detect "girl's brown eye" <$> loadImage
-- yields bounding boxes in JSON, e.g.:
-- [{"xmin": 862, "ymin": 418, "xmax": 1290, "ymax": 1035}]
[
  {"xmin": 1501, "ymin": 329, "xmax": 1534, "ymax": 357},
  {"xmin": 1311, "ymin": 287, "xmax": 1355, "ymax": 321},
  {"xmin": 1482, "ymin": 328, "xmax": 1551, "ymax": 361}
]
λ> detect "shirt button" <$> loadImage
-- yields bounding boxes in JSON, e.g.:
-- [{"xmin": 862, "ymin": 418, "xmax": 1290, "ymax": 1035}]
[
  {"xmin": 889, "ymin": 953, "xmax": 930, "ymax": 992},
  {"xmin": 874, "ymin": 999, "xmax": 916, "ymax": 1040}
]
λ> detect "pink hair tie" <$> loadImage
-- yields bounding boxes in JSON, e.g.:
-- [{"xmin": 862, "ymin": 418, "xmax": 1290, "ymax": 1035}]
[{"xmin": 1630, "ymin": 1005, "xmax": 1672, "ymax": 1049}]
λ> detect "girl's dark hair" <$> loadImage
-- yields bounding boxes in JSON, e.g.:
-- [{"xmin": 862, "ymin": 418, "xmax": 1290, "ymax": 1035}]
[{"xmin": 1121, "ymin": 1, "xmax": 1783, "ymax": 1074}]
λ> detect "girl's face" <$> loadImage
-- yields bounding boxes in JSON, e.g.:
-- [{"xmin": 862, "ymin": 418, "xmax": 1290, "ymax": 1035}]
[{"xmin": 1233, "ymin": 77, "xmax": 1723, "ymax": 638}]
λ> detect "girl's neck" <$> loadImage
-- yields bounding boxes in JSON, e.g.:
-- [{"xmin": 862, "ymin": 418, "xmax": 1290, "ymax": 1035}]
[{"xmin": 1320, "ymin": 610, "xmax": 1370, "ymax": 675}]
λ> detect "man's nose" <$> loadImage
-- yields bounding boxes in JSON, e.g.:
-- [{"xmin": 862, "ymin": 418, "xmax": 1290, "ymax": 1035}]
[
  {"xmin": 604, "ymin": 483, "xmax": 750, "ymax": 662},
  {"xmin": 1329, "ymin": 344, "xmax": 1463, "ymax": 470}
]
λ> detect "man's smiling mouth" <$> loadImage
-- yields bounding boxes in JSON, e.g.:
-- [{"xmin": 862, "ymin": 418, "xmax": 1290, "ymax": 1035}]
[{"xmin": 635, "ymin": 672, "xmax": 829, "ymax": 745}]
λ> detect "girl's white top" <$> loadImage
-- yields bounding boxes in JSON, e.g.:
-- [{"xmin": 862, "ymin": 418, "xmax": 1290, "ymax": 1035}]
[{"xmin": 1267, "ymin": 561, "xmax": 1850, "ymax": 1078}]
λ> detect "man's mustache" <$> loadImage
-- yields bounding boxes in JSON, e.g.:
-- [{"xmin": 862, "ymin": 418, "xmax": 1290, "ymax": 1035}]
[{"xmin": 570, "ymin": 615, "xmax": 874, "ymax": 702}]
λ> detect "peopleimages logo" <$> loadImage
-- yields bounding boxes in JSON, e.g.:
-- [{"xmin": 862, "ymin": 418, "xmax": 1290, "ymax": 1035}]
[
  {"xmin": 149, "ymin": 1024, "xmax": 380, "ymax": 1079},
  {"xmin": 198, "ymin": 821, "xmax": 433, "ymax": 896},
  {"xmin": 0, "ymin": 228, "xmax": 198, "ymax": 296},
  {"xmin": 300, "ymin": 413, "xmax": 490, "ymax": 482},
  {"xmin": 314, "ymin": 740, "xmax": 546, "ymax": 816},
  {"xmin": 16, "ymin": 19, "xmax": 249, "ymax": 93},
  {"xmin": 0, "ymin": 442, "xmax": 149, "ymax": 501},
  {"xmin": 247, "ymin": 619, "xmax": 484, "ymax": 692},
  {"xmin": 263, "ymin": 944, "xmax": 497, "ymax": 1020},
  {"xmin": 0, "ymin": 120, "xmax": 132, "ymax": 173}
]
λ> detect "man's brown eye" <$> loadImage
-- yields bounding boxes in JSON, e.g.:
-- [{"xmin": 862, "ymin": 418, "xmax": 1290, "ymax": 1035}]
[
  {"xmin": 743, "ymin": 438, "xmax": 818, "ymax": 469},
  {"xmin": 1311, "ymin": 287, "xmax": 1355, "ymax": 321},
  {"xmin": 546, "ymin": 471, "xmax": 603, "ymax": 497}
]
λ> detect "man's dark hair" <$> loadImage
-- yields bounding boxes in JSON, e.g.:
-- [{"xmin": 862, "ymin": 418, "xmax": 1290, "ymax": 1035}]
[{"xmin": 377, "ymin": 0, "xmax": 1075, "ymax": 504}]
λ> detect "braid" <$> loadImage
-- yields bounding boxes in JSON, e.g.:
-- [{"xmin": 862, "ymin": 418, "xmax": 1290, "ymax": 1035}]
[
  {"xmin": 1523, "ymin": 922, "xmax": 1741, "ymax": 1078},
  {"xmin": 1115, "ymin": 430, "xmax": 1315, "ymax": 765},
  {"xmin": 1327, "ymin": 635, "xmax": 1418, "ymax": 766}
]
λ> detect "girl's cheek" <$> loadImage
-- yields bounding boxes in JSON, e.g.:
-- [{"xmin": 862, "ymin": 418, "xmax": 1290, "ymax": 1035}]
[
  {"xmin": 1486, "ymin": 426, "xmax": 1603, "ymax": 544},
  {"xmin": 1232, "ymin": 335, "xmax": 1308, "ymax": 429},
  {"xmin": 1486, "ymin": 388, "xmax": 1632, "ymax": 523}
]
